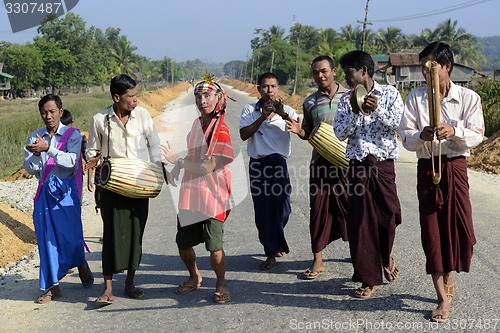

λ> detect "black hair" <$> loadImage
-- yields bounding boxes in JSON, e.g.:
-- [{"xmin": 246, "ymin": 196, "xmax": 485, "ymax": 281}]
[
  {"xmin": 419, "ymin": 41, "xmax": 454, "ymax": 75},
  {"xmin": 38, "ymin": 94, "xmax": 62, "ymax": 111},
  {"xmin": 312, "ymin": 55, "xmax": 335, "ymax": 69},
  {"xmin": 257, "ymin": 72, "xmax": 279, "ymax": 86},
  {"xmin": 339, "ymin": 50, "xmax": 375, "ymax": 78},
  {"xmin": 61, "ymin": 109, "xmax": 73, "ymax": 125},
  {"xmin": 110, "ymin": 74, "xmax": 137, "ymax": 97}
]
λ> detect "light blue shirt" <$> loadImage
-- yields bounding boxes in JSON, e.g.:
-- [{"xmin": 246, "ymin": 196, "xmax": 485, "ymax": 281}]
[{"xmin": 24, "ymin": 123, "xmax": 82, "ymax": 180}]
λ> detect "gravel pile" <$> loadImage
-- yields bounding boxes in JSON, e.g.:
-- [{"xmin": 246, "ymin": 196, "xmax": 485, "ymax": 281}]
[{"xmin": 0, "ymin": 178, "xmax": 98, "ymax": 279}]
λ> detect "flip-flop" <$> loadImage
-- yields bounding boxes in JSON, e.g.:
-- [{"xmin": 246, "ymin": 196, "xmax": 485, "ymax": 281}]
[
  {"xmin": 383, "ymin": 256, "xmax": 399, "ymax": 283},
  {"xmin": 125, "ymin": 288, "xmax": 144, "ymax": 299},
  {"xmin": 214, "ymin": 291, "xmax": 231, "ymax": 304},
  {"xmin": 95, "ymin": 294, "xmax": 114, "ymax": 306},
  {"xmin": 302, "ymin": 269, "xmax": 324, "ymax": 280},
  {"xmin": 354, "ymin": 285, "xmax": 376, "ymax": 299},
  {"xmin": 36, "ymin": 289, "xmax": 61, "ymax": 304},
  {"xmin": 175, "ymin": 282, "xmax": 201, "ymax": 295}
]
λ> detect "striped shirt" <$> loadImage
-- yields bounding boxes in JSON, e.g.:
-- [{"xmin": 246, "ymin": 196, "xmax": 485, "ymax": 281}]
[
  {"xmin": 302, "ymin": 83, "xmax": 347, "ymax": 164},
  {"xmin": 179, "ymin": 118, "xmax": 233, "ymax": 222}
]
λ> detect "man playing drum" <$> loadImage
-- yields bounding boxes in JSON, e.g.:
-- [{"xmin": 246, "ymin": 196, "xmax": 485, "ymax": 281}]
[
  {"xmin": 86, "ymin": 74, "xmax": 162, "ymax": 305},
  {"xmin": 287, "ymin": 55, "xmax": 349, "ymax": 280}
]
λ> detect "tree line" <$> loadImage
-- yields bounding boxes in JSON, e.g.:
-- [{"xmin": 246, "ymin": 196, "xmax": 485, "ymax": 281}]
[{"xmin": 0, "ymin": 13, "xmax": 497, "ymax": 96}]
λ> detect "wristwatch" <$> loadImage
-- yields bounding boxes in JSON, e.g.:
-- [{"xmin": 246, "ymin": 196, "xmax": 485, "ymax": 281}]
[{"xmin": 177, "ymin": 158, "xmax": 184, "ymax": 169}]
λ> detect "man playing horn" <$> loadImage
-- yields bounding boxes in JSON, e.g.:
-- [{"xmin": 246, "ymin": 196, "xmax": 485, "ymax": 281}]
[
  {"xmin": 287, "ymin": 55, "xmax": 349, "ymax": 280},
  {"xmin": 399, "ymin": 41, "xmax": 485, "ymax": 323},
  {"xmin": 334, "ymin": 50, "xmax": 404, "ymax": 299},
  {"xmin": 240, "ymin": 72, "xmax": 298, "ymax": 270},
  {"xmin": 86, "ymin": 74, "xmax": 162, "ymax": 305}
]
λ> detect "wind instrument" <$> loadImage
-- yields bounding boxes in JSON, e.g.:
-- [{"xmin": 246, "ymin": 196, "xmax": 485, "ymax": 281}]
[{"xmin": 425, "ymin": 60, "xmax": 442, "ymax": 185}]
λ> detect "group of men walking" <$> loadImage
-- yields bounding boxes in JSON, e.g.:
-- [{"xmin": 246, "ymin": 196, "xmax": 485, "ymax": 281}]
[{"xmin": 24, "ymin": 41, "xmax": 484, "ymax": 324}]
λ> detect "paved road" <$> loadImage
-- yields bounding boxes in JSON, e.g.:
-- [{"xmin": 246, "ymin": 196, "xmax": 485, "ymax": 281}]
[{"xmin": 1, "ymin": 85, "xmax": 499, "ymax": 333}]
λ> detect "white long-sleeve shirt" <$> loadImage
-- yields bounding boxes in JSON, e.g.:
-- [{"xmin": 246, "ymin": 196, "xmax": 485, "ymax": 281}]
[
  {"xmin": 86, "ymin": 105, "xmax": 161, "ymax": 163},
  {"xmin": 399, "ymin": 81, "xmax": 484, "ymax": 159}
]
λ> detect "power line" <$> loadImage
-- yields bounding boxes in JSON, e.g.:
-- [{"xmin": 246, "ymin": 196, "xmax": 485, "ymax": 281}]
[{"xmin": 371, "ymin": 0, "xmax": 492, "ymax": 23}]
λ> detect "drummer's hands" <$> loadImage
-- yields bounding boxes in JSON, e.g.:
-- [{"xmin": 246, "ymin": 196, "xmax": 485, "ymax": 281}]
[
  {"xmin": 87, "ymin": 169, "xmax": 94, "ymax": 192},
  {"xmin": 168, "ymin": 164, "xmax": 181, "ymax": 187},
  {"xmin": 161, "ymin": 141, "xmax": 179, "ymax": 164},
  {"xmin": 85, "ymin": 153, "xmax": 101, "ymax": 171},
  {"xmin": 287, "ymin": 117, "xmax": 303, "ymax": 136}
]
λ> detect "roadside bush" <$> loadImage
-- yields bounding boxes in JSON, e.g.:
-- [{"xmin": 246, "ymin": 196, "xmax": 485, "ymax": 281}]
[{"xmin": 473, "ymin": 79, "xmax": 500, "ymax": 137}]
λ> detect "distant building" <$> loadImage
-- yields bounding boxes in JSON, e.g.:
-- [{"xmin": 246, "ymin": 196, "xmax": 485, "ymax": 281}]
[
  {"xmin": 0, "ymin": 63, "xmax": 14, "ymax": 93},
  {"xmin": 385, "ymin": 51, "xmax": 486, "ymax": 89}
]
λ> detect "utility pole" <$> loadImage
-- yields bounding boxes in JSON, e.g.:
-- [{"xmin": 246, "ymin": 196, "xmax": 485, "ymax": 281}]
[
  {"xmin": 270, "ymin": 48, "xmax": 275, "ymax": 72},
  {"xmin": 357, "ymin": 0, "xmax": 372, "ymax": 51},
  {"xmin": 292, "ymin": 26, "xmax": 301, "ymax": 96}
]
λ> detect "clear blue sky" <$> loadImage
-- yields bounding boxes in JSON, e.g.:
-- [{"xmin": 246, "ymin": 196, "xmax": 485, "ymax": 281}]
[{"xmin": 1, "ymin": 0, "xmax": 498, "ymax": 63}]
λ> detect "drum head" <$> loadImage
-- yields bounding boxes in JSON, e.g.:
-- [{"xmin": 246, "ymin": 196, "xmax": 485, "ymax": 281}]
[{"xmin": 99, "ymin": 160, "xmax": 111, "ymax": 186}]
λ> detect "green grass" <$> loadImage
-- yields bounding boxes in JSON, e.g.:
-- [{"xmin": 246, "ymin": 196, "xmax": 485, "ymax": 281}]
[{"xmin": 0, "ymin": 93, "xmax": 111, "ymax": 179}]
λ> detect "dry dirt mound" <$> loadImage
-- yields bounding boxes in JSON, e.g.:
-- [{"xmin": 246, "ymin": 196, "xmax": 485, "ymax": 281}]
[
  {"xmin": 1, "ymin": 167, "xmax": 33, "ymax": 182},
  {"xmin": 468, "ymin": 130, "xmax": 500, "ymax": 174},
  {"xmin": 0, "ymin": 203, "xmax": 36, "ymax": 269}
]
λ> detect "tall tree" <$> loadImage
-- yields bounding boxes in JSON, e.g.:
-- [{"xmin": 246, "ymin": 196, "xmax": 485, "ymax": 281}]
[
  {"xmin": 376, "ymin": 27, "xmax": 409, "ymax": 53},
  {"xmin": 0, "ymin": 43, "xmax": 44, "ymax": 90},
  {"xmin": 110, "ymin": 37, "xmax": 139, "ymax": 76}
]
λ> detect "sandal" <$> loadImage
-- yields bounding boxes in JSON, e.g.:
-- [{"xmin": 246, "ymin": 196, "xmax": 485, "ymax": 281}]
[
  {"xmin": 214, "ymin": 291, "xmax": 231, "ymax": 304},
  {"xmin": 383, "ymin": 256, "xmax": 399, "ymax": 283},
  {"xmin": 354, "ymin": 285, "xmax": 376, "ymax": 299},
  {"xmin": 95, "ymin": 294, "xmax": 114, "ymax": 306},
  {"xmin": 176, "ymin": 282, "xmax": 201, "ymax": 295},
  {"xmin": 79, "ymin": 261, "xmax": 94, "ymax": 288},
  {"xmin": 36, "ymin": 289, "xmax": 61, "ymax": 304},
  {"xmin": 444, "ymin": 281, "xmax": 454, "ymax": 302},
  {"xmin": 124, "ymin": 287, "xmax": 145, "ymax": 299},
  {"xmin": 302, "ymin": 269, "xmax": 324, "ymax": 280},
  {"xmin": 431, "ymin": 309, "xmax": 450, "ymax": 323}
]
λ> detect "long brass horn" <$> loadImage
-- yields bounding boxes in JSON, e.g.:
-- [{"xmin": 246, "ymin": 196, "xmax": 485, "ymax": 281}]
[{"xmin": 425, "ymin": 60, "xmax": 442, "ymax": 185}]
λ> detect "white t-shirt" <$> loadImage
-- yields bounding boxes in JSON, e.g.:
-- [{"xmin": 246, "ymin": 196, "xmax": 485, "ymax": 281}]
[{"xmin": 239, "ymin": 102, "xmax": 298, "ymax": 159}]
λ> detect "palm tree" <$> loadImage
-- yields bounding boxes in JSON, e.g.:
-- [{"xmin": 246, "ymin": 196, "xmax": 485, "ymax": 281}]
[
  {"xmin": 110, "ymin": 38, "xmax": 139, "ymax": 76},
  {"xmin": 376, "ymin": 27, "xmax": 409, "ymax": 53},
  {"xmin": 435, "ymin": 19, "xmax": 486, "ymax": 69}
]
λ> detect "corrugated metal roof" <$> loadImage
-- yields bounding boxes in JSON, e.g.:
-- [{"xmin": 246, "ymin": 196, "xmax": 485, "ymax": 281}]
[
  {"xmin": 389, "ymin": 52, "xmax": 420, "ymax": 66},
  {"xmin": 0, "ymin": 72, "xmax": 14, "ymax": 79}
]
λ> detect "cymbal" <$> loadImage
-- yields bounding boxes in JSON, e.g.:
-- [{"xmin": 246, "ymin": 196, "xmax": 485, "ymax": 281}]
[{"xmin": 355, "ymin": 84, "xmax": 370, "ymax": 115}]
